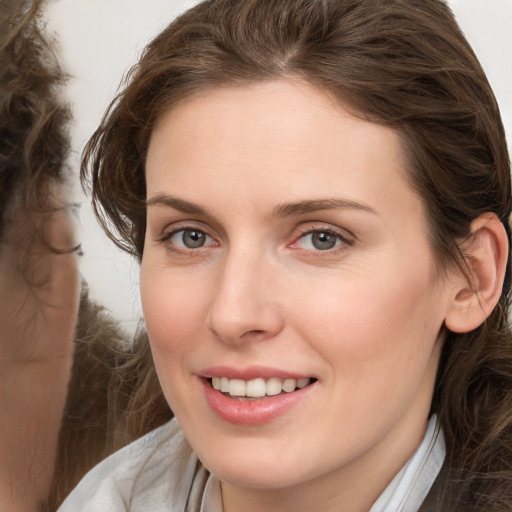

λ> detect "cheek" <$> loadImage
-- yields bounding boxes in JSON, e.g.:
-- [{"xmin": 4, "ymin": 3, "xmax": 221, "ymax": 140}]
[
  {"xmin": 288, "ymin": 262, "xmax": 445, "ymax": 380},
  {"xmin": 292, "ymin": 277, "xmax": 444, "ymax": 440},
  {"xmin": 139, "ymin": 263, "xmax": 214, "ymax": 417},
  {"xmin": 140, "ymin": 263, "xmax": 210, "ymax": 360}
]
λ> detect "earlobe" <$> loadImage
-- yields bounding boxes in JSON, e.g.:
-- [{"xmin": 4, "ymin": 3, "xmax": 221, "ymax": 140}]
[{"xmin": 445, "ymin": 213, "xmax": 509, "ymax": 334}]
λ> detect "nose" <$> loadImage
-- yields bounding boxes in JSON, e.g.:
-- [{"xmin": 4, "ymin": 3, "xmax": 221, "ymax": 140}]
[{"xmin": 206, "ymin": 247, "xmax": 284, "ymax": 345}]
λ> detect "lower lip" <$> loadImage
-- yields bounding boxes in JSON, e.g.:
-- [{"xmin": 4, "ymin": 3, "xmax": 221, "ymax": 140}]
[{"xmin": 201, "ymin": 379, "xmax": 314, "ymax": 426}]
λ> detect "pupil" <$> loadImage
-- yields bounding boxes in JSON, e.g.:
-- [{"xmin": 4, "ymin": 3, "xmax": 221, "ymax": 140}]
[
  {"xmin": 312, "ymin": 231, "xmax": 336, "ymax": 250},
  {"xmin": 183, "ymin": 230, "xmax": 205, "ymax": 248}
]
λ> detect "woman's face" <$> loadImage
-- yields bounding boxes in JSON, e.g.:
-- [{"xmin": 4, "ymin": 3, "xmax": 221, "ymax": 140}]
[{"xmin": 141, "ymin": 80, "xmax": 457, "ymax": 500}]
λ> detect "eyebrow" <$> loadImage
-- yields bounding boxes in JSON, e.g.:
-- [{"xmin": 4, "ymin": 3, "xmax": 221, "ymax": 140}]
[
  {"xmin": 146, "ymin": 194, "xmax": 377, "ymax": 217},
  {"xmin": 272, "ymin": 198, "xmax": 377, "ymax": 217},
  {"xmin": 146, "ymin": 194, "xmax": 207, "ymax": 215}
]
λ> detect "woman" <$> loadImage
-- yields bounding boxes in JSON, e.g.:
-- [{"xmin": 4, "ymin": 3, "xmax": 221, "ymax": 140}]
[
  {"xmin": 56, "ymin": 0, "xmax": 511, "ymax": 510},
  {"xmin": 54, "ymin": 0, "xmax": 512, "ymax": 510}
]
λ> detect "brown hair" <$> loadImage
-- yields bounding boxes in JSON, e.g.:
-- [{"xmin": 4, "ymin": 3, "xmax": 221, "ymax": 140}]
[
  {"xmin": 82, "ymin": 0, "xmax": 512, "ymax": 508},
  {"xmin": 0, "ymin": 0, "xmax": 72, "ymax": 244},
  {"xmin": 45, "ymin": 285, "xmax": 171, "ymax": 510},
  {"xmin": 1, "ymin": 2, "xmax": 170, "ymax": 508}
]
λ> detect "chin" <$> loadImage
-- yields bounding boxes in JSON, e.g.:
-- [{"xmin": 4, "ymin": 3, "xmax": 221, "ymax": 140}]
[
  {"xmin": 210, "ymin": 461, "xmax": 309, "ymax": 490},
  {"xmin": 192, "ymin": 436, "xmax": 320, "ymax": 490}
]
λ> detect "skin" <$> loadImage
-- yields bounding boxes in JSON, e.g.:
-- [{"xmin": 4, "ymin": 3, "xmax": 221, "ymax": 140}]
[{"xmin": 140, "ymin": 79, "xmax": 462, "ymax": 512}]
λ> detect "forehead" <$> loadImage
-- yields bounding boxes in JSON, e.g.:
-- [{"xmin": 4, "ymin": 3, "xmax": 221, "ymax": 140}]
[{"xmin": 146, "ymin": 79, "xmax": 420, "ymax": 218}]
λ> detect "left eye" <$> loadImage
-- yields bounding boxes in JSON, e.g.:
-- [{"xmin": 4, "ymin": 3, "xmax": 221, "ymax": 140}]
[
  {"xmin": 169, "ymin": 228, "xmax": 214, "ymax": 249},
  {"xmin": 297, "ymin": 230, "xmax": 344, "ymax": 251}
]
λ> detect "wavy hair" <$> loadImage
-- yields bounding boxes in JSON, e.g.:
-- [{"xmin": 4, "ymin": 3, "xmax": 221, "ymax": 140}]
[
  {"xmin": 0, "ymin": 0, "xmax": 72, "ymax": 242},
  {"xmin": 1, "ymin": 2, "xmax": 170, "ymax": 509},
  {"xmin": 82, "ymin": 0, "xmax": 512, "ymax": 509}
]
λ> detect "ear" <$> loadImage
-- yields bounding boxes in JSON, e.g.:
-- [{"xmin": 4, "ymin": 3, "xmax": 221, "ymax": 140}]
[{"xmin": 445, "ymin": 213, "xmax": 509, "ymax": 333}]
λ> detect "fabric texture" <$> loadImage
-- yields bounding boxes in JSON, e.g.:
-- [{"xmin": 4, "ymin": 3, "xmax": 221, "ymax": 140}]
[{"xmin": 58, "ymin": 416, "xmax": 444, "ymax": 512}]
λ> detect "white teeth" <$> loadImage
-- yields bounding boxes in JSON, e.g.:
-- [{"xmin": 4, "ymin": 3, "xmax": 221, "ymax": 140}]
[
  {"xmin": 228, "ymin": 379, "xmax": 246, "ymax": 396},
  {"xmin": 210, "ymin": 376, "xmax": 312, "ymax": 398},
  {"xmin": 297, "ymin": 378, "xmax": 310, "ymax": 389},
  {"xmin": 282, "ymin": 378, "xmax": 296, "ymax": 393},
  {"xmin": 246, "ymin": 378, "xmax": 266, "ymax": 397},
  {"xmin": 266, "ymin": 378, "xmax": 283, "ymax": 396},
  {"xmin": 220, "ymin": 377, "xmax": 230, "ymax": 393}
]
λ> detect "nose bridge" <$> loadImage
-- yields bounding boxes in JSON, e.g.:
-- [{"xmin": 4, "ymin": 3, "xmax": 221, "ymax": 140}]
[{"xmin": 206, "ymin": 241, "xmax": 282, "ymax": 344}]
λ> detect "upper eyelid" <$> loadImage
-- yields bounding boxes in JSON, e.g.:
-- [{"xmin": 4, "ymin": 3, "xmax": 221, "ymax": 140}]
[
  {"xmin": 160, "ymin": 226, "xmax": 212, "ymax": 241},
  {"xmin": 292, "ymin": 223, "xmax": 355, "ymax": 241},
  {"xmin": 149, "ymin": 212, "xmax": 226, "ymax": 240},
  {"xmin": 157, "ymin": 220, "xmax": 216, "ymax": 238}
]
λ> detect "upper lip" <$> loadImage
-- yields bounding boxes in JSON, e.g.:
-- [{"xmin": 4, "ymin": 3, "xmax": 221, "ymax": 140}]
[{"xmin": 198, "ymin": 365, "xmax": 314, "ymax": 381}]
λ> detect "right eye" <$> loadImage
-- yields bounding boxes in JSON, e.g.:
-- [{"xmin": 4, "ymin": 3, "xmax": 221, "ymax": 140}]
[{"xmin": 165, "ymin": 228, "xmax": 215, "ymax": 249}]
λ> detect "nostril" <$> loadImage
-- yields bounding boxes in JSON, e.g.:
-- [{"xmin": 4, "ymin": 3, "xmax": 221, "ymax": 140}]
[{"xmin": 240, "ymin": 329, "xmax": 266, "ymax": 339}]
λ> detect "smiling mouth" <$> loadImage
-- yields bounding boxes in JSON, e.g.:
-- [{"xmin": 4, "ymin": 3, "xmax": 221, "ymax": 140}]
[{"xmin": 209, "ymin": 376, "xmax": 316, "ymax": 400}]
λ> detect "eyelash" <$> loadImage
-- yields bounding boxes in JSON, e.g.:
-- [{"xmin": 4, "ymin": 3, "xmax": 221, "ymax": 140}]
[
  {"xmin": 157, "ymin": 225, "xmax": 217, "ymax": 255},
  {"xmin": 290, "ymin": 226, "xmax": 354, "ymax": 254},
  {"xmin": 156, "ymin": 224, "xmax": 354, "ymax": 256}
]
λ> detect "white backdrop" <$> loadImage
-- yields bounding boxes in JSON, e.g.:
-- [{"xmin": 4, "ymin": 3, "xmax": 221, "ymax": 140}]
[{"xmin": 44, "ymin": 0, "xmax": 512, "ymax": 336}]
